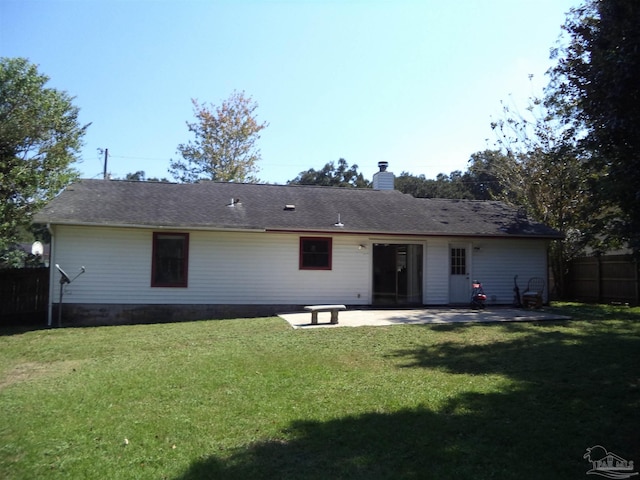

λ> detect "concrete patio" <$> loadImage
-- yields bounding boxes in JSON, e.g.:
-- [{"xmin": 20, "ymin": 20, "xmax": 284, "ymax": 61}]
[{"xmin": 279, "ymin": 307, "xmax": 571, "ymax": 329}]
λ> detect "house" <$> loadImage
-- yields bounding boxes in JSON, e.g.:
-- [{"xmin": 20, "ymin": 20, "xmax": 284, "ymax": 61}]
[{"xmin": 33, "ymin": 163, "xmax": 562, "ymax": 326}]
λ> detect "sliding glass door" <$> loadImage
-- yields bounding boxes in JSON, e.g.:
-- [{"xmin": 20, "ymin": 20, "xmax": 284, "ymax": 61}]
[{"xmin": 373, "ymin": 244, "xmax": 423, "ymax": 305}]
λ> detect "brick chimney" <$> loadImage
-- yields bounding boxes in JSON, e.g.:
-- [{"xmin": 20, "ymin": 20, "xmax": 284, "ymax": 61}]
[{"xmin": 372, "ymin": 161, "xmax": 394, "ymax": 190}]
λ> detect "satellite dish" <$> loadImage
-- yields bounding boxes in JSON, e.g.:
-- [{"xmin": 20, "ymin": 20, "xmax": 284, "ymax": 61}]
[
  {"xmin": 31, "ymin": 241, "xmax": 44, "ymax": 256},
  {"xmin": 56, "ymin": 264, "xmax": 71, "ymax": 284},
  {"xmin": 52, "ymin": 264, "xmax": 86, "ymax": 328}
]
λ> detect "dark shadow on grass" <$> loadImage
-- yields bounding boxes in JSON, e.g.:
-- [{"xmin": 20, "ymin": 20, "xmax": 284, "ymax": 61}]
[
  {"xmin": 389, "ymin": 321, "xmax": 640, "ymax": 461},
  {"xmin": 175, "ymin": 319, "xmax": 639, "ymax": 479},
  {"xmin": 174, "ymin": 404, "xmax": 586, "ymax": 480},
  {"xmin": 0, "ymin": 323, "xmax": 50, "ymax": 336},
  {"xmin": 548, "ymin": 303, "xmax": 640, "ymax": 321}
]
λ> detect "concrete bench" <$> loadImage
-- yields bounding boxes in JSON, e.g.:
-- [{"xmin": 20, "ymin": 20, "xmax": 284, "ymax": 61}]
[{"xmin": 304, "ymin": 305, "xmax": 346, "ymax": 325}]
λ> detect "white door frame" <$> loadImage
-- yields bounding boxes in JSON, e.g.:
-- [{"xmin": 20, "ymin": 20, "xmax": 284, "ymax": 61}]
[{"xmin": 449, "ymin": 243, "xmax": 471, "ymax": 304}]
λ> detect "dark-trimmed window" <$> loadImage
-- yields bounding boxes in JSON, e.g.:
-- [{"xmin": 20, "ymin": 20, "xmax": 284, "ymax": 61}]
[
  {"xmin": 300, "ymin": 237, "xmax": 332, "ymax": 270},
  {"xmin": 450, "ymin": 247, "xmax": 466, "ymax": 275},
  {"xmin": 152, "ymin": 232, "xmax": 189, "ymax": 287}
]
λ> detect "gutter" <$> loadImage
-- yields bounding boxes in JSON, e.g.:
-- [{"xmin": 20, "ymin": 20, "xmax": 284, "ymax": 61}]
[
  {"xmin": 265, "ymin": 227, "xmax": 563, "ymax": 240},
  {"xmin": 42, "ymin": 221, "xmax": 267, "ymax": 234},
  {"xmin": 42, "ymin": 220, "xmax": 560, "ymax": 240},
  {"xmin": 45, "ymin": 223, "xmax": 55, "ymax": 327}
]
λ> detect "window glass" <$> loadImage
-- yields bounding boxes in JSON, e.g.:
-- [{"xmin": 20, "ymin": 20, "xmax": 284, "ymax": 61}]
[
  {"xmin": 300, "ymin": 237, "xmax": 332, "ymax": 270},
  {"xmin": 450, "ymin": 247, "xmax": 466, "ymax": 275},
  {"xmin": 152, "ymin": 233, "xmax": 189, "ymax": 287}
]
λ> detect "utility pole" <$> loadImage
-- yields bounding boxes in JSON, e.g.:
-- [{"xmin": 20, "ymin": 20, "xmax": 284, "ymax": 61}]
[{"xmin": 103, "ymin": 148, "xmax": 109, "ymax": 180}]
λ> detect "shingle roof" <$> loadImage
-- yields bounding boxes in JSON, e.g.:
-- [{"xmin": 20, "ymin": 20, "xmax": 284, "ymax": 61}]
[{"xmin": 33, "ymin": 179, "xmax": 562, "ymax": 238}]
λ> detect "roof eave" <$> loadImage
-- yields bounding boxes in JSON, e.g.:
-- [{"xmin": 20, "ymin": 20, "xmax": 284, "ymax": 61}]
[
  {"xmin": 38, "ymin": 220, "xmax": 266, "ymax": 233},
  {"xmin": 36, "ymin": 220, "xmax": 562, "ymax": 239},
  {"xmin": 265, "ymin": 227, "xmax": 563, "ymax": 239}
]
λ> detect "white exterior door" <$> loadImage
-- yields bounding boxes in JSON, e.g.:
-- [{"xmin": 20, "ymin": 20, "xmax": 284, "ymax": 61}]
[{"xmin": 449, "ymin": 244, "xmax": 470, "ymax": 304}]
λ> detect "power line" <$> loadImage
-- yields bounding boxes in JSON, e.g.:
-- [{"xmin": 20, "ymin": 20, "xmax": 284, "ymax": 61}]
[{"xmin": 108, "ymin": 154, "xmax": 174, "ymax": 162}]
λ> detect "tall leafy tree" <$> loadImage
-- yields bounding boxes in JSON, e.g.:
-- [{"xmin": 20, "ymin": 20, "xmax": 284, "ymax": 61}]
[
  {"xmin": 548, "ymin": 0, "xmax": 640, "ymax": 252},
  {"xmin": 169, "ymin": 91, "xmax": 268, "ymax": 183},
  {"xmin": 491, "ymin": 93, "xmax": 596, "ymax": 296},
  {"xmin": 288, "ymin": 158, "xmax": 370, "ymax": 187},
  {"xmin": 464, "ymin": 150, "xmax": 519, "ymax": 201},
  {"xmin": 0, "ymin": 57, "xmax": 87, "ymax": 265},
  {"xmin": 434, "ymin": 171, "xmax": 475, "ymax": 199},
  {"xmin": 394, "ymin": 172, "xmax": 431, "ymax": 198},
  {"xmin": 395, "ymin": 171, "xmax": 474, "ymax": 199},
  {"xmin": 122, "ymin": 171, "xmax": 169, "ymax": 182}
]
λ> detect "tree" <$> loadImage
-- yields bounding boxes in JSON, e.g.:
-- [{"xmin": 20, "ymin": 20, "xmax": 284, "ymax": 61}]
[
  {"xmin": 0, "ymin": 57, "xmax": 87, "ymax": 266},
  {"xmin": 124, "ymin": 171, "xmax": 146, "ymax": 181},
  {"xmin": 394, "ymin": 172, "xmax": 431, "ymax": 198},
  {"xmin": 548, "ymin": 0, "xmax": 640, "ymax": 252},
  {"xmin": 122, "ymin": 171, "xmax": 169, "ymax": 182},
  {"xmin": 491, "ymin": 92, "xmax": 597, "ymax": 296},
  {"xmin": 434, "ymin": 171, "xmax": 475, "ymax": 199},
  {"xmin": 288, "ymin": 158, "xmax": 370, "ymax": 187},
  {"xmin": 169, "ymin": 91, "xmax": 268, "ymax": 183},
  {"xmin": 464, "ymin": 150, "xmax": 518, "ymax": 201},
  {"xmin": 395, "ymin": 171, "xmax": 474, "ymax": 199}
]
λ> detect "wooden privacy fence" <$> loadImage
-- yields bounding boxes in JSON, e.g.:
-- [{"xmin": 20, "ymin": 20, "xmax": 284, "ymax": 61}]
[
  {"xmin": 0, "ymin": 268, "xmax": 49, "ymax": 324},
  {"xmin": 566, "ymin": 255, "xmax": 639, "ymax": 305}
]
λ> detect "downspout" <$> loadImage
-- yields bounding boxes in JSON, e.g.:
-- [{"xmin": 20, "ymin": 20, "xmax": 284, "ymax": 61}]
[{"xmin": 46, "ymin": 224, "xmax": 55, "ymax": 327}]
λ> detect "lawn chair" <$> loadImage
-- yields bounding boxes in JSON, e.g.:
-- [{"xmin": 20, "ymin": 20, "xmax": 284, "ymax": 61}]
[{"xmin": 522, "ymin": 277, "xmax": 544, "ymax": 308}]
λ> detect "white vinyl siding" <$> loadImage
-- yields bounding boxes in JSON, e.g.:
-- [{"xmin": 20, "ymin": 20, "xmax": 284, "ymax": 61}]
[
  {"xmin": 469, "ymin": 238, "xmax": 549, "ymax": 304},
  {"xmin": 423, "ymin": 237, "xmax": 549, "ymax": 305},
  {"xmin": 424, "ymin": 238, "xmax": 449, "ymax": 304},
  {"xmin": 51, "ymin": 226, "xmax": 371, "ymax": 306},
  {"xmin": 50, "ymin": 225, "xmax": 551, "ymax": 307}
]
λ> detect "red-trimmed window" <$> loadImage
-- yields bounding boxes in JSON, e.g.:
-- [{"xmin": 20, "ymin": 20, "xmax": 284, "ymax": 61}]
[
  {"xmin": 300, "ymin": 237, "xmax": 332, "ymax": 270},
  {"xmin": 152, "ymin": 232, "xmax": 189, "ymax": 287}
]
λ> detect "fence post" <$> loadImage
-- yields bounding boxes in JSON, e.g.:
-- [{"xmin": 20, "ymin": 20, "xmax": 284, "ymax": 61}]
[
  {"xmin": 635, "ymin": 257, "xmax": 639, "ymax": 306},
  {"xmin": 596, "ymin": 254, "xmax": 602, "ymax": 303}
]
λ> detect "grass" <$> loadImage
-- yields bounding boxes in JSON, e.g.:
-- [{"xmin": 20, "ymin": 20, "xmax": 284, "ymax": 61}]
[{"xmin": 1, "ymin": 303, "xmax": 639, "ymax": 479}]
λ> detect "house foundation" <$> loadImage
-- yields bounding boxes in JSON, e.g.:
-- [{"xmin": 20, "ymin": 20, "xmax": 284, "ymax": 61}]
[{"xmin": 56, "ymin": 303, "xmax": 305, "ymax": 327}]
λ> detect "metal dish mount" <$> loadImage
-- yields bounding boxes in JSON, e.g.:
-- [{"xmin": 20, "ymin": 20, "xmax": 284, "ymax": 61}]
[{"xmin": 53, "ymin": 264, "xmax": 85, "ymax": 327}]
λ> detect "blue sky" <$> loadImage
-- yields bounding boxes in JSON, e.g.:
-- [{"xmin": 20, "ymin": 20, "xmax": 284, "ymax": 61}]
[{"xmin": 2, "ymin": 0, "xmax": 579, "ymax": 184}]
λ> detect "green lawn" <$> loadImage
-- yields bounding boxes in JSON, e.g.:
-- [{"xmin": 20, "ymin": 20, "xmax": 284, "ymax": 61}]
[{"xmin": 1, "ymin": 303, "xmax": 638, "ymax": 479}]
